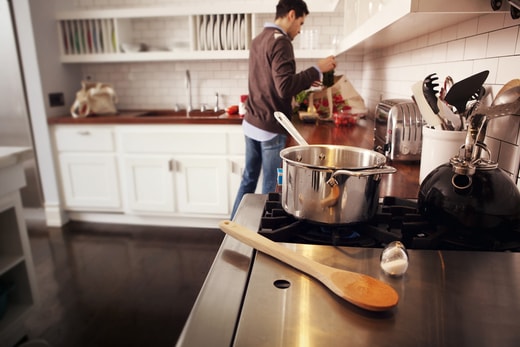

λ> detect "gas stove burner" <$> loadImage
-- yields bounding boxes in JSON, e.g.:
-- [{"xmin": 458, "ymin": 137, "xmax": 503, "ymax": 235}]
[
  {"xmin": 260, "ymin": 193, "xmax": 407, "ymax": 248},
  {"xmin": 259, "ymin": 193, "xmax": 520, "ymax": 252},
  {"xmin": 260, "ymin": 220, "xmax": 386, "ymax": 247}
]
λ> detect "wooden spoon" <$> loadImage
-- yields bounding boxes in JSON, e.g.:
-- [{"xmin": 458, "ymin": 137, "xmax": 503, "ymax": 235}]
[{"xmin": 219, "ymin": 220, "xmax": 399, "ymax": 311}]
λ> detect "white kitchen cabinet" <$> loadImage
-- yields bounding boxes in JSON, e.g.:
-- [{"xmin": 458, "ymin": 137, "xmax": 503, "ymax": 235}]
[
  {"xmin": 175, "ymin": 156, "xmax": 229, "ymax": 214},
  {"xmin": 51, "ymin": 123, "xmax": 246, "ymax": 225},
  {"xmin": 58, "ymin": 153, "xmax": 121, "ymax": 210},
  {"xmin": 116, "ymin": 124, "xmax": 236, "ymax": 218},
  {"xmin": 228, "ymin": 156, "xmax": 264, "ymax": 212},
  {"xmin": 227, "ymin": 128, "xmax": 264, "ymax": 210},
  {"xmin": 122, "ymin": 154, "xmax": 230, "ymax": 216},
  {"xmin": 52, "ymin": 126, "xmax": 122, "ymax": 211},
  {"xmin": 340, "ymin": 0, "xmax": 503, "ymax": 54},
  {"xmin": 228, "ymin": 156, "xmax": 244, "ymax": 211},
  {"xmin": 55, "ymin": 0, "xmax": 339, "ymax": 63},
  {"xmin": 122, "ymin": 155, "xmax": 176, "ymax": 213}
]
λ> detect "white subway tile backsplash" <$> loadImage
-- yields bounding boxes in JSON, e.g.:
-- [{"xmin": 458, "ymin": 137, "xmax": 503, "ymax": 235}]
[
  {"xmin": 487, "ymin": 26, "xmax": 519, "ymax": 57},
  {"xmin": 401, "ymin": 38, "xmax": 420, "ymax": 53},
  {"xmin": 427, "ymin": 31, "xmax": 442, "ymax": 46},
  {"xmin": 411, "ymin": 46, "xmax": 433, "ymax": 65},
  {"xmin": 496, "ymin": 55, "xmax": 520, "ymax": 84},
  {"xmin": 446, "ymin": 39, "xmax": 465, "ymax": 61},
  {"xmin": 464, "ymin": 33, "xmax": 488, "ymax": 60},
  {"xmin": 416, "ymin": 34, "xmax": 428, "ymax": 49},
  {"xmin": 472, "ymin": 58, "xmax": 499, "ymax": 82},
  {"xmin": 488, "ymin": 115, "xmax": 520, "ymax": 144},
  {"xmin": 498, "ymin": 141, "xmax": 520, "ymax": 175},
  {"xmin": 478, "ymin": 13, "xmax": 506, "ymax": 33},
  {"xmin": 440, "ymin": 26, "xmax": 457, "ymax": 42},
  {"xmin": 485, "ymin": 137, "xmax": 501, "ymax": 163},
  {"xmin": 431, "ymin": 43, "xmax": 448, "ymax": 63},
  {"xmin": 445, "ymin": 61, "xmax": 474, "ymax": 81},
  {"xmin": 457, "ymin": 18, "xmax": 478, "ymax": 38}
]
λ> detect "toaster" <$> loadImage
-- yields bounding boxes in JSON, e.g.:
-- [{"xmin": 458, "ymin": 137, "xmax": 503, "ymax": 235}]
[{"xmin": 374, "ymin": 99, "xmax": 424, "ymax": 161}]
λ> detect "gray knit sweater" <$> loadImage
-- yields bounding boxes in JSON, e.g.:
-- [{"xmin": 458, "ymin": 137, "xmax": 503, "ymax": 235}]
[{"xmin": 244, "ymin": 26, "xmax": 320, "ymax": 134}]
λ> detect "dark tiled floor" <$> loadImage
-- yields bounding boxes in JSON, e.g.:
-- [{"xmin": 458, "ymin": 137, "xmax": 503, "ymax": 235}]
[{"xmin": 24, "ymin": 221, "xmax": 224, "ymax": 347}]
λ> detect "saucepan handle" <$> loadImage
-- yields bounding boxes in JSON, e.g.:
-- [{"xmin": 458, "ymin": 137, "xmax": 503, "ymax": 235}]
[
  {"xmin": 320, "ymin": 166, "xmax": 396, "ymax": 208},
  {"xmin": 274, "ymin": 111, "xmax": 309, "ymax": 146},
  {"xmin": 330, "ymin": 166, "xmax": 397, "ymax": 179}
]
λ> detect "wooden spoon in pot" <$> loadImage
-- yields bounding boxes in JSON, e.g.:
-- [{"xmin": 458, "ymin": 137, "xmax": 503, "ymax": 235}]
[{"xmin": 219, "ymin": 220, "xmax": 399, "ymax": 311}]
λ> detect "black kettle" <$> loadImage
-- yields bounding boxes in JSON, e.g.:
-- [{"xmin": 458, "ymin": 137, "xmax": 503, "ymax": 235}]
[
  {"xmin": 418, "ymin": 100, "xmax": 520, "ymax": 232},
  {"xmin": 418, "ymin": 163, "xmax": 520, "ymax": 230}
]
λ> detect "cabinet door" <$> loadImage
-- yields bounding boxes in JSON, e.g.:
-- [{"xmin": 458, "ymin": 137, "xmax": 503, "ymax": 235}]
[
  {"xmin": 228, "ymin": 156, "xmax": 264, "ymax": 212},
  {"xmin": 58, "ymin": 153, "xmax": 121, "ymax": 210},
  {"xmin": 228, "ymin": 157, "xmax": 243, "ymax": 212},
  {"xmin": 122, "ymin": 156, "xmax": 175, "ymax": 213},
  {"xmin": 174, "ymin": 156, "xmax": 229, "ymax": 215}
]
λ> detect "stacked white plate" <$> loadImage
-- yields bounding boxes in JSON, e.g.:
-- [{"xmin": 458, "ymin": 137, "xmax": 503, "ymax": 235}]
[{"xmin": 198, "ymin": 14, "xmax": 247, "ymax": 51}]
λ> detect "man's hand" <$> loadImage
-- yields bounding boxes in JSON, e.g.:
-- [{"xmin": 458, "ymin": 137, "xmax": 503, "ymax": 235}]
[{"xmin": 317, "ymin": 55, "xmax": 336, "ymax": 73}]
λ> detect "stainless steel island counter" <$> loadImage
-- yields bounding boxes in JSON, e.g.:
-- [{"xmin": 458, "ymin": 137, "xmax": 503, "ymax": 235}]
[{"xmin": 176, "ymin": 194, "xmax": 520, "ymax": 347}]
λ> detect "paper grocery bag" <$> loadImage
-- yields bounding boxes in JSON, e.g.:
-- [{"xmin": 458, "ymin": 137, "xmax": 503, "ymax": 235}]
[
  {"xmin": 70, "ymin": 81, "xmax": 118, "ymax": 118},
  {"xmin": 311, "ymin": 75, "xmax": 367, "ymax": 116}
]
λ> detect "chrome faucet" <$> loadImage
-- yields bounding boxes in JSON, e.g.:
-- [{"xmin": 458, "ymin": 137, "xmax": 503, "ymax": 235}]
[
  {"xmin": 214, "ymin": 92, "xmax": 219, "ymax": 112},
  {"xmin": 185, "ymin": 70, "xmax": 192, "ymax": 115}
]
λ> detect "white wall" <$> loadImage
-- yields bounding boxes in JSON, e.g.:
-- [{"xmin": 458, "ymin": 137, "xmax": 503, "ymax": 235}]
[
  {"xmin": 13, "ymin": 0, "xmax": 81, "ymax": 225},
  {"xmin": 0, "ymin": 0, "xmax": 33, "ymax": 147},
  {"xmin": 30, "ymin": 0, "xmax": 83, "ymax": 117}
]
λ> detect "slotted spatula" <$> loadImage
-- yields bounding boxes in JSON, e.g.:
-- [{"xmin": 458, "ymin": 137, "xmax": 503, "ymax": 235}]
[
  {"xmin": 219, "ymin": 220, "xmax": 399, "ymax": 311},
  {"xmin": 444, "ymin": 70, "xmax": 489, "ymax": 114}
]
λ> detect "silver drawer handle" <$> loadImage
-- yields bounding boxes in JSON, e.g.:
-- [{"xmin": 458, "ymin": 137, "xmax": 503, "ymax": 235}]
[{"xmin": 77, "ymin": 131, "xmax": 91, "ymax": 136}]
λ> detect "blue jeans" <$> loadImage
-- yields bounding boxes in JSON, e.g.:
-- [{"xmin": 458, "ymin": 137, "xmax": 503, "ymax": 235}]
[{"xmin": 230, "ymin": 133, "xmax": 287, "ymax": 219}]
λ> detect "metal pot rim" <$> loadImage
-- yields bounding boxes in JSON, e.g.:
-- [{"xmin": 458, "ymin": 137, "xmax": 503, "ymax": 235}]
[{"xmin": 280, "ymin": 144, "xmax": 387, "ymax": 170}]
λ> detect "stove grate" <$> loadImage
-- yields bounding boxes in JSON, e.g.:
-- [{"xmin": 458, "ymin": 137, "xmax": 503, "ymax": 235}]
[{"xmin": 259, "ymin": 193, "xmax": 520, "ymax": 251}]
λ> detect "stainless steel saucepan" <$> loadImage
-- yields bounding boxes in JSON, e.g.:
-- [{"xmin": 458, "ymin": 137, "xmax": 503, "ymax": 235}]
[{"xmin": 274, "ymin": 112, "xmax": 396, "ymax": 224}]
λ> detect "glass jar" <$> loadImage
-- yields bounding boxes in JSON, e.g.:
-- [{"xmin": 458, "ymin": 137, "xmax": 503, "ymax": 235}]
[{"xmin": 380, "ymin": 241, "xmax": 409, "ymax": 276}]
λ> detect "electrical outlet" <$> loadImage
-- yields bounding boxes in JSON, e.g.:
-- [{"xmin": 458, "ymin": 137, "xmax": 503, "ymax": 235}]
[{"xmin": 49, "ymin": 92, "xmax": 65, "ymax": 107}]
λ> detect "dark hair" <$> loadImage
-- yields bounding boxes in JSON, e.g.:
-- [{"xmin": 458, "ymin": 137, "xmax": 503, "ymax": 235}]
[{"xmin": 275, "ymin": 0, "xmax": 309, "ymax": 19}]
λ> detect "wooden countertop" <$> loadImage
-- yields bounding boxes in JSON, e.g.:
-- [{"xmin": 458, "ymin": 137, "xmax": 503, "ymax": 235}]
[
  {"xmin": 288, "ymin": 117, "xmax": 420, "ymax": 199},
  {"xmin": 47, "ymin": 110, "xmax": 243, "ymax": 125}
]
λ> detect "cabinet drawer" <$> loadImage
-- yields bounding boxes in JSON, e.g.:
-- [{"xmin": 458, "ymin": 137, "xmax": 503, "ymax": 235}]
[
  {"xmin": 54, "ymin": 126, "xmax": 115, "ymax": 152},
  {"xmin": 58, "ymin": 153, "xmax": 121, "ymax": 210}
]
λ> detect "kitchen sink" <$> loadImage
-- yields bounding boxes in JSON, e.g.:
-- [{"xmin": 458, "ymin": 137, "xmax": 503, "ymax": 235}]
[{"xmin": 138, "ymin": 109, "xmax": 227, "ymax": 118}]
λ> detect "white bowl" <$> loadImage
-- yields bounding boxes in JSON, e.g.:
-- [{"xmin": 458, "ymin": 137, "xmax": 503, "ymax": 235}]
[
  {"xmin": 120, "ymin": 43, "xmax": 143, "ymax": 53},
  {"xmin": 168, "ymin": 41, "xmax": 190, "ymax": 51}
]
